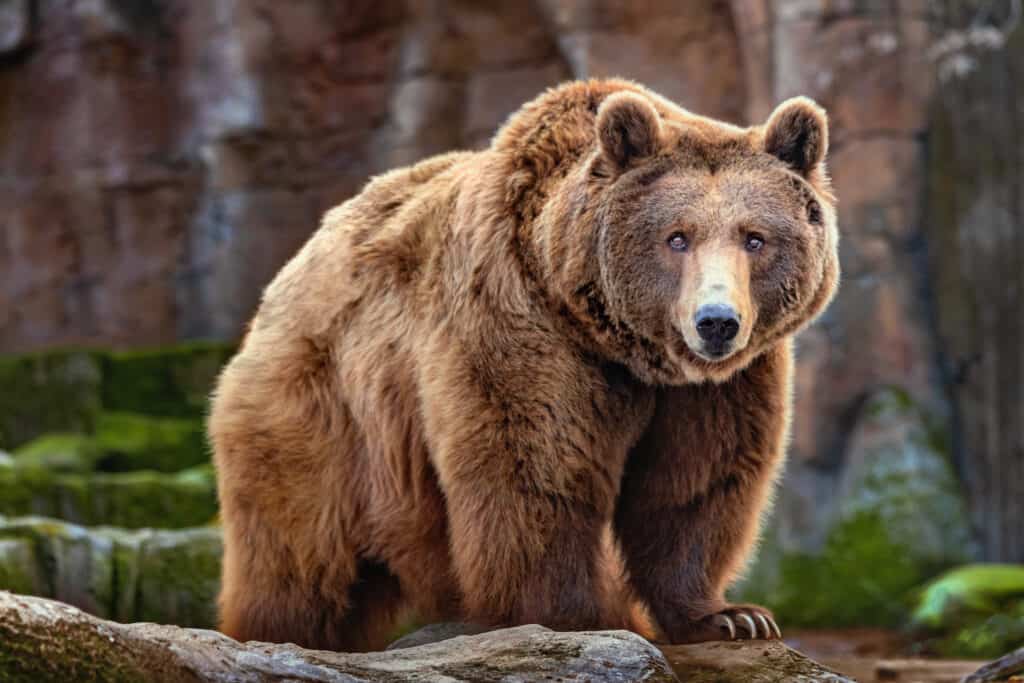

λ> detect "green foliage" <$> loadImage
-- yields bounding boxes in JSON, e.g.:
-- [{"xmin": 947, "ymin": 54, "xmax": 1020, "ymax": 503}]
[
  {"xmin": 12, "ymin": 434, "xmax": 103, "ymax": 473},
  {"xmin": 744, "ymin": 511, "xmax": 927, "ymax": 628},
  {"xmin": 100, "ymin": 342, "xmax": 235, "ymax": 418},
  {"xmin": 910, "ymin": 564, "xmax": 1024, "ymax": 658},
  {"xmin": 0, "ymin": 351, "xmax": 103, "ymax": 450},
  {"xmin": 0, "ymin": 466, "xmax": 218, "ymax": 529},
  {"xmin": 94, "ymin": 412, "xmax": 208, "ymax": 473}
]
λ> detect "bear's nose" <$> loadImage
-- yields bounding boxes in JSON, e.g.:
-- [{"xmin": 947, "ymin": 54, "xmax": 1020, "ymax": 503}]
[{"xmin": 695, "ymin": 304, "xmax": 740, "ymax": 345}]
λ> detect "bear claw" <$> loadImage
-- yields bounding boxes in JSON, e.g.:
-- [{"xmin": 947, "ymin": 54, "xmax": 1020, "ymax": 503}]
[
  {"xmin": 737, "ymin": 613, "xmax": 758, "ymax": 638},
  {"xmin": 710, "ymin": 614, "xmax": 736, "ymax": 639},
  {"xmin": 709, "ymin": 608, "xmax": 782, "ymax": 641}
]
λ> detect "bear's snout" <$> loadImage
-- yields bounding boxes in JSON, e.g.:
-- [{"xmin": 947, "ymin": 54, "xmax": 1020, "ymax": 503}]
[{"xmin": 695, "ymin": 303, "xmax": 740, "ymax": 356}]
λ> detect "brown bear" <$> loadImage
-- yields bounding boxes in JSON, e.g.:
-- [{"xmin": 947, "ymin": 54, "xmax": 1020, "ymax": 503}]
[{"xmin": 210, "ymin": 78, "xmax": 839, "ymax": 652}]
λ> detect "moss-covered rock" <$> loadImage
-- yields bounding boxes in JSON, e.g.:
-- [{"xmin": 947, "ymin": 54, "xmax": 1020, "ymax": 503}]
[
  {"xmin": 12, "ymin": 414, "xmax": 208, "ymax": 475},
  {"xmin": 11, "ymin": 434, "xmax": 103, "ymax": 473},
  {"xmin": 0, "ymin": 351, "xmax": 102, "ymax": 450},
  {"xmin": 0, "ymin": 466, "xmax": 218, "ymax": 529},
  {"xmin": 100, "ymin": 342, "xmax": 235, "ymax": 418},
  {"xmin": 130, "ymin": 527, "xmax": 222, "ymax": 628},
  {"xmin": 735, "ymin": 388, "xmax": 973, "ymax": 629},
  {"xmin": 910, "ymin": 564, "xmax": 1024, "ymax": 658},
  {"xmin": 0, "ymin": 516, "xmax": 116, "ymax": 616},
  {"xmin": 0, "ymin": 538, "xmax": 46, "ymax": 596},
  {"xmin": 0, "ymin": 517, "xmax": 223, "ymax": 629},
  {"xmin": 94, "ymin": 412, "xmax": 208, "ymax": 472}
]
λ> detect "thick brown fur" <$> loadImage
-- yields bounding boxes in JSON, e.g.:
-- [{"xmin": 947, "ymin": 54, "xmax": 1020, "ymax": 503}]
[{"xmin": 210, "ymin": 79, "xmax": 840, "ymax": 651}]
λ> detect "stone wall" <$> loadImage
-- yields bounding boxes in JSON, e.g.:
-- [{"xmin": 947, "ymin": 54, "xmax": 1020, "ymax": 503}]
[{"xmin": 2, "ymin": 1, "xmax": 1022, "ymax": 562}]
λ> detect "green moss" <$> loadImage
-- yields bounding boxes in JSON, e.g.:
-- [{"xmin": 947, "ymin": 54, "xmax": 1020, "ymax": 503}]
[
  {"xmin": 0, "ymin": 467, "xmax": 217, "ymax": 529},
  {"xmin": 0, "ymin": 538, "xmax": 45, "ymax": 595},
  {"xmin": 100, "ymin": 342, "xmax": 235, "ymax": 418},
  {"xmin": 86, "ymin": 468, "xmax": 219, "ymax": 529},
  {"xmin": 0, "ymin": 351, "xmax": 103, "ymax": 449},
  {"xmin": 910, "ymin": 564, "xmax": 1024, "ymax": 658},
  {"xmin": 94, "ymin": 412, "xmax": 208, "ymax": 472},
  {"xmin": 12, "ymin": 434, "xmax": 103, "ymax": 473},
  {"xmin": 133, "ymin": 527, "xmax": 222, "ymax": 628}
]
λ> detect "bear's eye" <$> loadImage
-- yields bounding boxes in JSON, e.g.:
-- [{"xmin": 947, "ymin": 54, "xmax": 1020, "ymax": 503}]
[
  {"xmin": 745, "ymin": 233, "xmax": 766, "ymax": 252},
  {"xmin": 667, "ymin": 233, "xmax": 688, "ymax": 252}
]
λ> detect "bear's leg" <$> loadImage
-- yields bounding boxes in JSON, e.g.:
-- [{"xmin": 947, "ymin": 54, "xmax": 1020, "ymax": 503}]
[
  {"xmin": 441, "ymin": 478, "xmax": 617, "ymax": 630},
  {"xmin": 421, "ymin": 355, "xmax": 650, "ymax": 632},
  {"xmin": 615, "ymin": 345, "xmax": 791, "ymax": 644},
  {"xmin": 219, "ymin": 512, "xmax": 408, "ymax": 652}
]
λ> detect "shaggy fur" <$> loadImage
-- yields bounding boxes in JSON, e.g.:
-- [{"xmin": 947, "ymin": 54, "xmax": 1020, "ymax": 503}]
[{"xmin": 210, "ymin": 79, "xmax": 840, "ymax": 651}]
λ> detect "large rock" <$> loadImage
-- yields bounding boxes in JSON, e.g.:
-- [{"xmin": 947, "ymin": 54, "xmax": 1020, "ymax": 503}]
[
  {"xmin": 0, "ymin": 594, "xmax": 677, "ymax": 682},
  {"xmin": 0, "ymin": 592, "xmax": 860, "ymax": 682}
]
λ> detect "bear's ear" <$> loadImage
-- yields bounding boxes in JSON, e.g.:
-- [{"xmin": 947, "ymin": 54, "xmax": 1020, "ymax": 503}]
[
  {"xmin": 596, "ymin": 92, "xmax": 662, "ymax": 170},
  {"xmin": 763, "ymin": 97, "xmax": 828, "ymax": 175}
]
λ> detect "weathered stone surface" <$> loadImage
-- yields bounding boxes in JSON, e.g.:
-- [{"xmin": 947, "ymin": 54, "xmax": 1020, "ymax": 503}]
[
  {"xmin": 662, "ymin": 640, "xmax": 855, "ymax": 683},
  {"xmin": 0, "ymin": 594, "xmax": 679, "ymax": 683},
  {"xmin": 0, "ymin": 517, "xmax": 221, "ymax": 628}
]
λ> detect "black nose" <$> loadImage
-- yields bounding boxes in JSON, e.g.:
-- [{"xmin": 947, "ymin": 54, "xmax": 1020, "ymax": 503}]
[{"xmin": 695, "ymin": 304, "xmax": 740, "ymax": 345}]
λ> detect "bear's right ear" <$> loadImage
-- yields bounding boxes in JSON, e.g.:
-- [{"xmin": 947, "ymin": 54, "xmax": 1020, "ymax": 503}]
[
  {"xmin": 596, "ymin": 92, "xmax": 662, "ymax": 170},
  {"xmin": 763, "ymin": 97, "xmax": 829, "ymax": 176}
]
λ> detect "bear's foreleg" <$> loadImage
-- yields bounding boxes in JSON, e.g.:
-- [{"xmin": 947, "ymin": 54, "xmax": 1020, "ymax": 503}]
[
  {"xmin": 615, "ymin": 343, "xmax": 791, "ymax": 643},
  {"xmin": 421, "ymin": 340, "xmax": 647, "ymax": 631}
]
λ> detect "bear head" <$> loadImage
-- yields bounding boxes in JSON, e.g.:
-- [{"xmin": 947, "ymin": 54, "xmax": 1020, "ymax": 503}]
[{"xmin": 516, "ymin": 84, "xmax": 840, "ymax": 386}]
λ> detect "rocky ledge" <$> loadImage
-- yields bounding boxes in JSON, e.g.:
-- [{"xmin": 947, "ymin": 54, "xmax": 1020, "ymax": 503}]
[{"xmin": 0, "ymin": 591, "xmax": 858, "ymax": 682}]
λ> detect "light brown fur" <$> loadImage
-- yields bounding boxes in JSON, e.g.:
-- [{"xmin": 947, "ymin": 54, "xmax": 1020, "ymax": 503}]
[{"xmin": 210, "ymin": 79, "xmax": 839, "ymax": 650}]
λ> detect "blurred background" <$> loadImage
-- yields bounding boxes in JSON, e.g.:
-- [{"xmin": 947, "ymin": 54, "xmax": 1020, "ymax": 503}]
[{"xmin": 1, "ymin": 0, "xmax": 1022, "ymax": 669}]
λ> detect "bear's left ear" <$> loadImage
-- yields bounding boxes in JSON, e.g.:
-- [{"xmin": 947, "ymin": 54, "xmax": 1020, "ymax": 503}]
[
  {"xmin": 763, "ymin": 97, "xmax": 828, "ymax": 176},
  {"xmin": 596, "ymin": 92, "xmax": 662, "ymax": 170}
]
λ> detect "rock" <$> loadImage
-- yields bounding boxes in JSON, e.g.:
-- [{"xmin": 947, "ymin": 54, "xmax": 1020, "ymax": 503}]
[
  {"xmin": 910, "ymin": 564, "xmax": 1024, "ymax": 659},
  {"xmin": 388, "ymin": 623, "xmax": 853, "ymax": 682},
  {"xmin": 962, "ymin": 645, "xmax": 1024, "ymax": 683},
  {"xmin": 0, "ymin": 465, "xmax": 217, "ymax": 529},
  {"xmin": 662, "ymin": 640, "xmax": 855, "ymax": 683},
  {"xmin": 386, "ymin": 622, "xmax": 490, "ymax": 650},
  {"xmin": 0, "ymin": 517, "xmax": 221, "ymax": 628},
  {"xmin": 0, "ymin": 593, "xmax": 678, "ymax": 682},
  {"xmin": 737, "ymin": 388, "xmax": 972, "ymax": 628}
]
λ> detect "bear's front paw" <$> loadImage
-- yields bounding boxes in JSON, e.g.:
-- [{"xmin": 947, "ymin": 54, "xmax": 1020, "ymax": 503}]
[{"xmin": 677, "ymin": 604, "xmax": 782, "ymax": 643}]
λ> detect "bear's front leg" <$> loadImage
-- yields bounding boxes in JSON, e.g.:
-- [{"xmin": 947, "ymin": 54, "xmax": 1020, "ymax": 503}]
[
  {"xmin": 615, "ymin": 343, "xmax": 791, "ymax": 643},
  {"xmin": 420, "ymin": 333, "xmax": 653, "ymax": 630}
]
